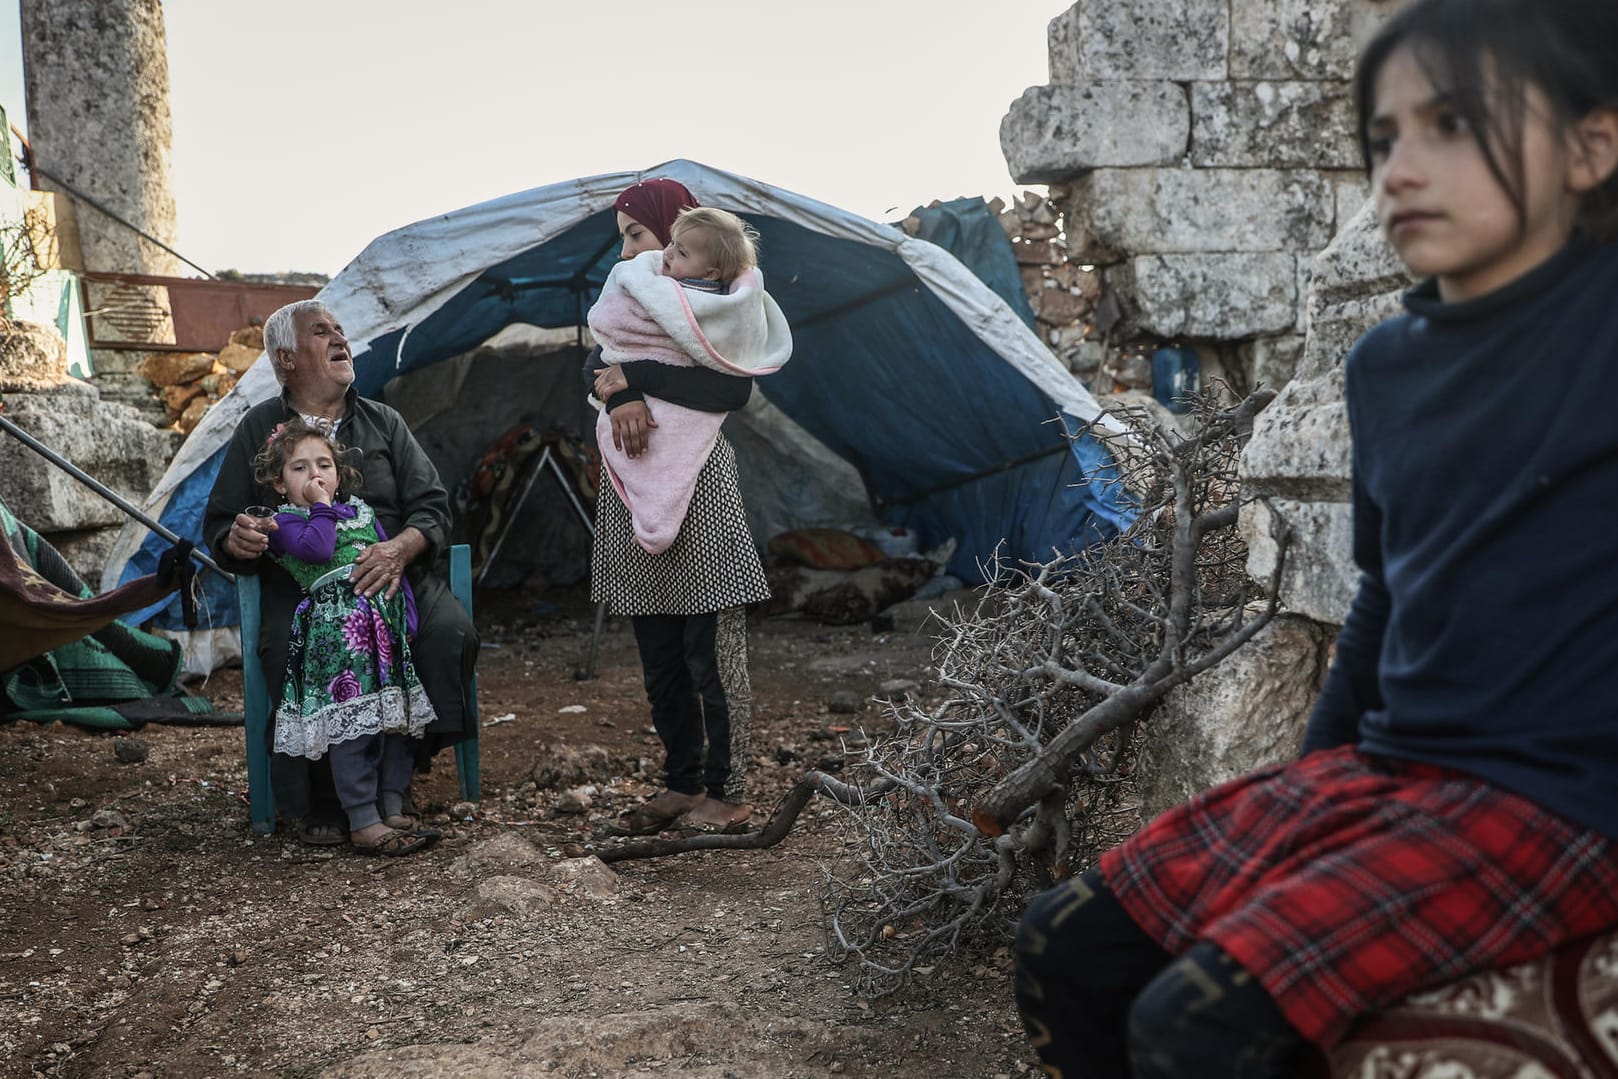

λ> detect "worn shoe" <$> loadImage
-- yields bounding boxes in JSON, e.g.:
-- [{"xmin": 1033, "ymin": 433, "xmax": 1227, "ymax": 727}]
[{"xmin": 619, "ymin": 789, "xmax": 706, "ymax": 835}]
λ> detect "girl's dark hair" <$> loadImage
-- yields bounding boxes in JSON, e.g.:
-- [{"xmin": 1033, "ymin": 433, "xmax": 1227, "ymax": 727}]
[
  {"xmin": 251, "ymin": 418, "xmax": 363, "ymax": 499},
  {"xmin": 1354, "ymin": 0, "xmax": 1618, "ymax": 240}
]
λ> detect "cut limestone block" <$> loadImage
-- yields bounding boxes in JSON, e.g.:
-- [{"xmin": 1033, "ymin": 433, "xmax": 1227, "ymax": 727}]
[{"xmin": 1001, "ymin": 81, "xmax": 1188, "ymax": 183}]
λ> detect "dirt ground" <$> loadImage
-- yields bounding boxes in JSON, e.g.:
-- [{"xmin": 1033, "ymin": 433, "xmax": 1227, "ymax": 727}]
[{"xmin": 0, "ymin": 586, "xmax": 1038, "ymax": 1079}]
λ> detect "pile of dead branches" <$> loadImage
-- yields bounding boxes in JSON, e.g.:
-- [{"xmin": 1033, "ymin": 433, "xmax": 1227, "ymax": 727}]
[{"xmin": 819, "ymin": 387, "xmax": 1288, "ymax": 995}]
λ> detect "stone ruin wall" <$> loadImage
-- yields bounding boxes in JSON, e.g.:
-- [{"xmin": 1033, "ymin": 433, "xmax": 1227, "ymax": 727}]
[
  {"xmin": 18, "ymin": 0, "xmax": 182, "ymax": 277},
  {"xmin": 998, "ymin": 0, "xmax": 1411, "ymax": 812},
  {"xmin": 5, "ymin": 3, "xmax": 293, "ymax": 583},
  {"xmin": 0, "ymin": 319, "xmax": 176, "ymax": 579}
]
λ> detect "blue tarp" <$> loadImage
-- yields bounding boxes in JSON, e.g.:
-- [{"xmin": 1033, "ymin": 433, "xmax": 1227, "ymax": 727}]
[{"xmin": 122, "ymin": 188, "xmax": 1133, "ymax": 632}]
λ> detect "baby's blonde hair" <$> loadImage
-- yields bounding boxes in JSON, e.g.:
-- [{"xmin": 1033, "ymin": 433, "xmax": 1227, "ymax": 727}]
[{"xmin": 670, "ymin": 207, "xmax": 759, "ymax": 284}]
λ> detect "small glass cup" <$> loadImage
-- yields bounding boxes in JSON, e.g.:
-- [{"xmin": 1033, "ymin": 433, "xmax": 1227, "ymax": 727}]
[{"xmin": 244, "ymin": 505, "xmax": 276, "ymax": 534}]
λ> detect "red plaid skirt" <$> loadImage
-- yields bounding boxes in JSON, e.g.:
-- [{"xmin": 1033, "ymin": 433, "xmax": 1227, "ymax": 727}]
[{"xmin": 1100, "ymin": 746, "xmax": 1618, "ymax": 1047}]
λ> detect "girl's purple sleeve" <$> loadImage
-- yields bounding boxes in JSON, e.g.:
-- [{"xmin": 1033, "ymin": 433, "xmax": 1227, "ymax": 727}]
[
  {"xmin": 373, "ymin": 519, "xmax": 420, "ymax": 637},
  {"xmin": 267, "ymin": 505, "xmax": 339, "ymax": 563}
]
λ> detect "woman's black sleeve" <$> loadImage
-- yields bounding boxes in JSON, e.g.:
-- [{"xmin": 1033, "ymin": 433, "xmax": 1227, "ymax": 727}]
[{"xmin": 618, "ymin": 361, "xmax": 753, "ymax": 413}]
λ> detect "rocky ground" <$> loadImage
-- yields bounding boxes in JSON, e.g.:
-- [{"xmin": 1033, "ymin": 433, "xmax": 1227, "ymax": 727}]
[{"xmin": 0, "ymin": 586, "xmax": 1037, "ymax": 1079}]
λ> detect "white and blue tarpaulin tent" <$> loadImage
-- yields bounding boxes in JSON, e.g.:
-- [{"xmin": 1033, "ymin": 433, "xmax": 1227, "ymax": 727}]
[{"xmin": 104, "ymin": 160, "xmax": 1133, "ymax": 670}]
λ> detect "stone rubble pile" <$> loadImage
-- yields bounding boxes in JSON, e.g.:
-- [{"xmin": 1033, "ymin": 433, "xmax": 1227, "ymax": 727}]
[
  {"xmin": 996, "ymin": 191, "xmax": 1109, "ymax": 383},
  {"xmin": 133, "ymin": 323, "xmax": 261, "ymax": 435}
]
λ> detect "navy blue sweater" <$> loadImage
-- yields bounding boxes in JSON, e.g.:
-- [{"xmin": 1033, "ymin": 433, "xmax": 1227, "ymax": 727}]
[{"xmin": 1303, "ymin": 238, "xmax": 1618, "ymax": 840}]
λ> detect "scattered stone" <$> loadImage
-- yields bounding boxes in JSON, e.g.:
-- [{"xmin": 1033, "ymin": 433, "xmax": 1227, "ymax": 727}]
[
  {"xmin": 530, "ymin": 743, "xmax": 611, "ymax": 790},
  {"xmin": 138, "ymin": 351, "xmax": 214, "ymax": 388},
  {"xmin": 228, "ymin": 947, "xmax": 247, "ymax": 966},
  {"xmin": 216, "ymin": 341, "xmax": 261, "ymax": 373},
  {"xmin": 876, "ymin": 679, "xmax": 919, "ymax": 701},
  {"xmin": 113, "ymin": 738, "xmax": 148, "ymax": 764},
  {"xmin": 826, "ymin": 690, "xmax": 862, "ymax": 714},
  {"xmin": 554, "ymin": 787, "xmax": 593, "ymax": 814},
  {"xmin": 177, "ymin": 395, "xmax": 211, "ymax": 434},
  {"xmin": 461, "ymin": 875, "xmax": 557, "ymax": 920},
  {"xmin": 552, "ymin": 856, "xmax": 619, "ymax": 899},
  {"xmin": 449, "ymin": 832, "xmax": 548, "ymax": 879},
  {"xmin": 90, "ymin": 809, "xmax": 131, "ymax": 831},
  {"xmin": 228, "ymin": 324, "xmax": 264, "ymax": 350}
]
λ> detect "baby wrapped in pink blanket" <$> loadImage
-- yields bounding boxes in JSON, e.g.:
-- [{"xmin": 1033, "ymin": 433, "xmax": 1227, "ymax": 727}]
[{"xmin": 588, "ymin": 232, "xmax": 792, "ymax": 554}]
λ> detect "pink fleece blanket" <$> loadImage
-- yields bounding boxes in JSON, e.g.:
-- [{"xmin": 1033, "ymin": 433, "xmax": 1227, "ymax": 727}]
[{"xmin": 587, "ymin": 250, "xmax": 792, "ymax": 554}]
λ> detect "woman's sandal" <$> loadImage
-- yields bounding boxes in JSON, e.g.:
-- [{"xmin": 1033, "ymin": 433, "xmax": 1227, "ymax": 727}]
[
  {"xmin": 353, "ymin": 828, "xmax": 433, "ymax": 857},
  {"xmin": 681, "ymin": 799, "xmax": 754, "ymax": 833},
  {"xmin": 618, "ymin": 790, "xmax": 705, "ymax": 835}
]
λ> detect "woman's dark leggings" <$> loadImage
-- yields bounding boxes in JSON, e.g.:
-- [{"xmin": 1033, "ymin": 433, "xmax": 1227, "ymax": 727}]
[
  {"xmin": 631, "ymin": 612, "xmax": 732, "ymax": 799},
  {"xmin": 1013, "ymin": 868, "xmax": 1310, "ymax": 1078}
]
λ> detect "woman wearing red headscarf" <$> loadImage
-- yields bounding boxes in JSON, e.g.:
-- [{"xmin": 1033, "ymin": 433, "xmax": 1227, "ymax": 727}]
[{"xmin": 587, "ymin": 177, "xmax": 767, "ymax": 833}]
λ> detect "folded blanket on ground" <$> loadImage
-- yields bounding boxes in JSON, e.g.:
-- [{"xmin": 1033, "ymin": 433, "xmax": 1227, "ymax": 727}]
[{"xmin": 760, "ymin": 558, "xmax": 939, "ymax": 625}]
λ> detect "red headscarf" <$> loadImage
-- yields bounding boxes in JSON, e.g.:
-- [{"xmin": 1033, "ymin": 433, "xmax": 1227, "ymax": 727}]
[{"xmin": 612, "ymin": 178, "xmax": 699, "ymax": 247}]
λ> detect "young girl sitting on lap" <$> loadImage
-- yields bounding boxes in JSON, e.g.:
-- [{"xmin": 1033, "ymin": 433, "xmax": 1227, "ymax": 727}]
[
  {"xmin": 1014, "ymin": 0, "xmax": 1618, "ymax": 1075},
  {"xmin": 255, "ymin": 419, "xmax": 438, "ymax": 857}
]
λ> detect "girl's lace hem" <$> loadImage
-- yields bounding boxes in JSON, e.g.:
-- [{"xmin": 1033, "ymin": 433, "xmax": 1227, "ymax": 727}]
[{"xmin": 273, "ymin": 682, "xmax": 436, "ymax": 759}]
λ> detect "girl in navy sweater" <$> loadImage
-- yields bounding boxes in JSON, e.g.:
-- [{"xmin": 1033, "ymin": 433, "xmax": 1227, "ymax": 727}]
[{"xmin": 1014, "ymin": 1, "xmax": 1618, "ymax": 1074}]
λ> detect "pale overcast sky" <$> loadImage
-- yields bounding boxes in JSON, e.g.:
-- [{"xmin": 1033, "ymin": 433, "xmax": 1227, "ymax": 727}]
[{"xmin": 2, "ymin": 1, "xmax": 1060, "ymax": 277}]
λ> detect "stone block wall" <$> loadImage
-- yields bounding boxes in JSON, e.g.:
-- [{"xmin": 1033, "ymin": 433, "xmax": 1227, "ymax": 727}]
[
  {"xmin": 1001, "ymin": 0, "xmax": 1404, "ymax": 392},
  {"xmin": 0, "ymin": 319, "xmax": 174, "ymax": 587},
  {"xmin": 1241, "ymin": 202, "xmax": 1410, "ymax": 624},
  {"xmin": 1000, "ymin": 0, "xmax": 1417, "ymax": 799}
]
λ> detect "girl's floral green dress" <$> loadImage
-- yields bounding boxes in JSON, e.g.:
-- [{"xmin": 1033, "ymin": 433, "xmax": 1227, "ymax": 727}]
[{"xmin": 269, "ymin": 497, "xmax": 435, "ymax": 759}]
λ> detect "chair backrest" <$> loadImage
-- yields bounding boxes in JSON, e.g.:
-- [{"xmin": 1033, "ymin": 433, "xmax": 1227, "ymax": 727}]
[{"xmin": 235, "ymin": 572, "xmax": 276, "ymax": 831}]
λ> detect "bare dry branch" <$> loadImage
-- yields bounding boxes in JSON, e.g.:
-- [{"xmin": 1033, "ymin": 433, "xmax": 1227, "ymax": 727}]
[{"xmin": 817, "ymin": 385, "xmax": 1289, "ymax": 995}]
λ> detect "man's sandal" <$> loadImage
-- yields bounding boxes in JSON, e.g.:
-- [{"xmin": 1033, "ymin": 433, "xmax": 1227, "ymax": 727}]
[
  {"xmin": 384, "ymin": 813, "xmax": 442, "ymax": 841},
  {"xmin": 353, "ymin": 829, "xmax": 433, "ymax": 857}
]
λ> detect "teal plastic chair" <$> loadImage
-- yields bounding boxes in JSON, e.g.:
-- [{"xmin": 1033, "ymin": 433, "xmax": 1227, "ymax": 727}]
[{"xmin": 238, "ymin": 544, "xmax": 480, "ymax": 834}]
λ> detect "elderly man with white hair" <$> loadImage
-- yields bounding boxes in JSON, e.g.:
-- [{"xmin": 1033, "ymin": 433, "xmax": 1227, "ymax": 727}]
[{"xmin": 204, "ymin": 299, "xmax": 478, "ymax": 848}]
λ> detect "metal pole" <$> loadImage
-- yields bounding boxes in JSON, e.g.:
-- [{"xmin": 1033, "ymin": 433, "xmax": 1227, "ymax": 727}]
[
  {"xmin": 474, "ymin": 445, "xmax": 551, "ymax": 590},
  {"xmin": 0, "ymin": 412, "xmax": 233, "ymax": 580}
]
